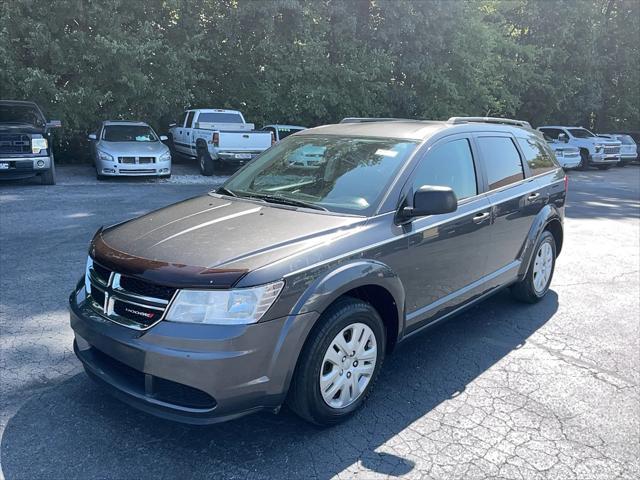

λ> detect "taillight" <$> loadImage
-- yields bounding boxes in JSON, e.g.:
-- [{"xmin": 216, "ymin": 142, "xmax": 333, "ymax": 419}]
[
  {"xmin": 564, "ymin": 175, "xmax": 568, "ymax": 192},
  {"xmin": 270, "ymin": 131, "xmax": 276, "ymax": 145},
  {"xmin": 212, "ymin": 132, "xmax": 219, "ymax": 147}
]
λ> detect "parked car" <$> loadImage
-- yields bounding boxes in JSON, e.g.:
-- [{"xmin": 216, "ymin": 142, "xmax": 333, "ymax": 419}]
[
  {"xmin": 597, "ymin": 134, "xmax": 637, "ymax": 165},
  {"xmin": 261, "ymin": 124, "xmax": 307, "ymax": 142},
  {"xmin": 70, "ymin": 116, "xmax": 566, "ymax": 426},
  {"xmin": 168, "ymin": 108, "xmax": 273, "ymax": 176},
  {"xmin": 537, "ymin": 125, "xmax": 621, "ymax": 170},
  {"xmin": 0, "ymin": 100, "xmax": 61, "ymax": 185},
  {"xmin": 542, "ymin": 133, "xmax": 581, "ymax": 170},
  {"xmin": 89, "ymin": 121, "xmax": 171, "ymax": 179}
]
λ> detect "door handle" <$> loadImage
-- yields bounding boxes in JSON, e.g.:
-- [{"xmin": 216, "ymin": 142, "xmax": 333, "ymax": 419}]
[
  {"xmin": 527, "ymin": 193, "xmax": 540, "ymax": 201},
  {"xmin": 473, "ymin": 212, "xmax": 491, "ymax": 224}
]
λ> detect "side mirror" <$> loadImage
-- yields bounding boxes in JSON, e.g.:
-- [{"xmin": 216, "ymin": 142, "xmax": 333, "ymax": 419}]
[
  {"xmin": 159, "ymin": 135, "xmax": 168, "ymax": 141},
  {"xmin": 88, "ymin": 133, "xmax": 97, "ymax": 141},
  {"xmin": 46, "ymin": 120, "xmax": 62, "ymax": 128},
  {"xmin": 399, "ymin": 185, "xmax": 458, "ymax": 222},
  {"xmin": 558, "ymin": 133, "xmax": 568, "ymax": 143}
]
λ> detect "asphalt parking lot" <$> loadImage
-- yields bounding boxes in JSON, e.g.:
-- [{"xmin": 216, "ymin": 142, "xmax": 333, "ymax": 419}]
[{"xmin": 0, "ymin": 165, "xmax": 638, "ymax": 480}]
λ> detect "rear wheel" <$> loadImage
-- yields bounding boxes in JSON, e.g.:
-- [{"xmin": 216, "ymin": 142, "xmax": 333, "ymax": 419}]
[
  {"xmin": 198, "ymin": 147, "xmax": 214, "ymax": 176},
  {"xmin": 287, "ymin": 298, "xmax": 385, "ymax": 426},
  {"xmin": 511, "ymin": 230, "xmax": 556, "ymax": 303}
]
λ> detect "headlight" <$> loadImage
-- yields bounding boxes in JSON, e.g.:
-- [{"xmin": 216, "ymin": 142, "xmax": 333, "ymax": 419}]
[
  {"xmin": 595, "ymin": 144, "xmax": 603, "ymax": 153},
  {"xmin": 159, "ymin": 150, "xmax": 171, "ymax": 161},
  {"xmin": 31, "ymin": 138, "xmax": 48, "ymax": 154},
  {"xmin": 165, "ymin": 281, "xmax": 284, "ymax": 325},
  {"xmin": 97, "ymin": 150, "xmax": 114, "ymax": 162}
]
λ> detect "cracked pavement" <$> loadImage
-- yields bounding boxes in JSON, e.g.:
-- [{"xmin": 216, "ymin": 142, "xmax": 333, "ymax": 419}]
[{"xmin": 1, "ymin": 165, "xmax": 638, "ymax": 479}]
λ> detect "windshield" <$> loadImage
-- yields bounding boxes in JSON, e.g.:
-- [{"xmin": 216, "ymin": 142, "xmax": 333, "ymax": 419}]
[
  {"xmin": 0, "ymin": 104, "xmax": 45, "ymax": 127},
  {"xmin": 197, "ymin": 112, "xmax": 243, "ymax": 123},
  {"xmin": 568, "ymin": 128, "xmax": 595, "ymax": 138},
  {"xmin": 222, "ymin": 135, "xmax": 419, "ymax": 215},
  {"xmin": 103, "ymin": 125, "xmax": 158, "ymax": 142}
]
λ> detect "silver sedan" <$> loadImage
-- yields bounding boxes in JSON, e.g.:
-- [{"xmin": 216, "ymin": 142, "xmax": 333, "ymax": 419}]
[{"xmin": 89, "ymin": 121, "xmax": 171, "ymax": 179}]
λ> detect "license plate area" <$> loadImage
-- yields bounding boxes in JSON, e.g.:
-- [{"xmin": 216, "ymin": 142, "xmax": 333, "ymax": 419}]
[{"xmin": 235, "ymin": 153, "xmax": 252, "ymax": 159}]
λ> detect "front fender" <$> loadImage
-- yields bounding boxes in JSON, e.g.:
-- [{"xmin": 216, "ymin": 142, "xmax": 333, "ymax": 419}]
[
  {"xmin": 518, "ymin": 204, "xmax": 563, "ymax": 278},
  {"xmin": 290, "ymin": 260, "xmax": 405, "ymax": 337}
]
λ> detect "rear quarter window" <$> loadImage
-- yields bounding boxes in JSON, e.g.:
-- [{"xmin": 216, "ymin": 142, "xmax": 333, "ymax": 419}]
[
  {"xmin": 516, "ymin": 136, "xmax": 558, "ymax": 176},
  {"xmin": 476, "ymin": 136, "xmax": 524, "ymax": 190}
]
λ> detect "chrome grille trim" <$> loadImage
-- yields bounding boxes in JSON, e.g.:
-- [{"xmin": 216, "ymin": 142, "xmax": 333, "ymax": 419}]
[{"xmin": 85, "ymin": 258, "xmax": 174, "ymax": 331}]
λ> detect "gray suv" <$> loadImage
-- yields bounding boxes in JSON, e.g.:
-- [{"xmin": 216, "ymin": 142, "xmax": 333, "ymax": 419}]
[{"xmin": 70, "ymin": 117, "xmax": 566, "ymax": 426}]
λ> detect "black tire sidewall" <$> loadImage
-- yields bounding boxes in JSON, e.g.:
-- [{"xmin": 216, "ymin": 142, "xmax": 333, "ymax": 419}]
[{"xmin": 297, "ymin": 300, "xmax": 386, "ymax": 425}]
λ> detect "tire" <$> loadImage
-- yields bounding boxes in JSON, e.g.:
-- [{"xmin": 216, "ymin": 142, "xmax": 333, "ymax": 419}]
[
  {"xmin": 159, "ymin": 173, "xmax": 172, "ymax": 179},
  {"xmin": 198, "ymin": 147, "xmax": 214, "ymax": 176},
  {"xmin": 579, "ymin": 150, "xmax": 590, "ymax": 170},
  {"xmin": 287, "ymin": 297, "xmax": 386, "ymax": 426},
  {"xmin": 597, "ymin": 165, "xmax": 611, "ymax": 170},
  {"xmin": 511, "ymin": 230, "xmax": 556, "ymax": 303},
  {"xmin": 40, "ymin": 157, "xmax": 56, "ymax": 185}
]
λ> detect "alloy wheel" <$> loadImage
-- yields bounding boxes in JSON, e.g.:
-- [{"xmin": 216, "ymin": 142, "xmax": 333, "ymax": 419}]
[{"xmin": 532, "ymin": 241, "xmax": 553, "ymax": 294}]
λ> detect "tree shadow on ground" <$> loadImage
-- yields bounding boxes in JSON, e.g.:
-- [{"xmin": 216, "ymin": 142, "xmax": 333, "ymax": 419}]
[{"xmin": 2, "ymin": 290, "xmax": 558, "ymax": 480}]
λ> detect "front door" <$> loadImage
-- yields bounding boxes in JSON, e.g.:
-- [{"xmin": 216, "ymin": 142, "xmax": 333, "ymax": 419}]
[{"xmin": 393, "ymin": 135, "xmax": 493, "ymax": 332}]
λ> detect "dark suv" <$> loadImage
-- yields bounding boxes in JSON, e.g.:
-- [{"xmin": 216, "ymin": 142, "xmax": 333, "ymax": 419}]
[
  {"xmin": 70, "ymin": 117, "xmax": 566, "ymax": 426},
  {"xmin": 0, "ymin": 100, "xmax": 61, "ymax": 184}
]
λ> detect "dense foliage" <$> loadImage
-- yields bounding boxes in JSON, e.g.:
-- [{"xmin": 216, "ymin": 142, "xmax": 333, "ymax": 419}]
[{"xmin": 1, "ymin": 0, "xmax": 638, "ymax": 161}]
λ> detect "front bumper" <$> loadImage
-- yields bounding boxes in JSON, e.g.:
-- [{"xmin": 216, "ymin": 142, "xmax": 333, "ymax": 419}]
[
  {"xmin": 96, "ymin": 159, "xmax": 171, "ymax": 177},
  {"xmin": 69, "ymin": 287, "xmax": 316, "ymax": 424},
  {"xmin": 589, "ymin": 153, "xmax": 620, "ymax": 165},
  {"xmin": 0, "ymin": 156, "xmax": 51, "ymax": 179}
]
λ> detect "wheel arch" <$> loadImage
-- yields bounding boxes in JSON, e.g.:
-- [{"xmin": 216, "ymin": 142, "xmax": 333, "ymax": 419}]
[{"xmin": 517, "ymin": 205, "xmax": 564, "ymax": 278}]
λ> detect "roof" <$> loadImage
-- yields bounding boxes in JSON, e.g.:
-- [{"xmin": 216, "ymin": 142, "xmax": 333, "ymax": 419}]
[
  {"xmin": 299, "ymin": 120, "xmax": 449, "ymax": 141},
  {"xmin": 187, "ymin": 109, "xmax": 242, "ymax": 114},
  {"xmin": 538, "ymin": 126, "xmax": 586, "ymax": 129},
  {"xmin": 264, "ymin": 124, "xmax": 307, "ymax": 129},
  {"xmin": 102, "ymin": 120, "xmax": 150, "ymax": 126}
]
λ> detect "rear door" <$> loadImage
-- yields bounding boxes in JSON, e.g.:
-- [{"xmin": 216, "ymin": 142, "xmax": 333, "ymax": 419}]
[
  {"xmin": 173, "ymin": 111, "xmax": 188, "ymax": 154},
  {"xmin": 475, "ymin": 133, "xmax": 548, "ymax": 275},
  {"xmin": 184, "ymin": 111, "xmax": 196, "ymax": 155},
  {"xmin": 392, "ymin": 134, "xmax": 494, "ymax": 331}
]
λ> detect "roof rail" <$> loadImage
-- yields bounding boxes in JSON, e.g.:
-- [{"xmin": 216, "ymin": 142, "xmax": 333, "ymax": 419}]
[
  {"xmin": 447, "ymin": 117, "xmax": 532, "ymax": 128},
  {"xmin": 339, "ymin": 117, "xmax": 415, "ymax": 124}
]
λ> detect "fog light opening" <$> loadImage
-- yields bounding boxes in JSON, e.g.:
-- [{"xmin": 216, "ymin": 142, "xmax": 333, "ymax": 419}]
[
  {"xmin": 102, "ymin": 168, "xmax": 116, "ymax": 174},
  {"xmin": 36, "ymin": 160, "xmax": 45, "ymax": 167}
]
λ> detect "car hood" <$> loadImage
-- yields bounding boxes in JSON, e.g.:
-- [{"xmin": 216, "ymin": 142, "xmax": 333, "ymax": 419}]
[
  {"xmin": 576, "ymin": 138, "xmax": 621, "ymax": 147},
  {"xmin": 0, "ymin": 124, "xmax": 46, "ymax": 134},
  {"xmin": 93, "ymin": 195, "xmax": 365, "ymax": 287},
  {"xmin": 97, "ymin": 141, "xmax": 169, "ymax": 156}
]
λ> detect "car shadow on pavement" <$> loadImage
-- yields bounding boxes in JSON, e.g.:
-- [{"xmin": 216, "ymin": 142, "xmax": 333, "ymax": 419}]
[{"xmin": 1, "ymin": 290, "xmax": 558, "ymax": 480}]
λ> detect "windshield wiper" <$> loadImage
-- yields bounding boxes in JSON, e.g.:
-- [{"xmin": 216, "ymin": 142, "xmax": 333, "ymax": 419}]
[
  {"xmin": 216, "ymin": 186, "xmax": 237, "ymax": 197},
  {"xmin": 247, "ymin": 193, "xmax": 327, "ymax": 211}
]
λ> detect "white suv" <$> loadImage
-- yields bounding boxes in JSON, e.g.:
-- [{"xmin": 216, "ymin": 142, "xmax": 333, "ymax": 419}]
[{"xmin": 538, "ymin": 126, "xmax": 621, "ymax": 170}]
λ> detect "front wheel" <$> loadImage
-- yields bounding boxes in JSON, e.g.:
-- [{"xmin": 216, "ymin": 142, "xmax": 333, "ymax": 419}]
[
  {"xmin": 511, "ymin": 230, "xmax": 556, "ymax": 303},
  {"xmin": 40, "ymin": 157, "xmax": 56, "ymax": 185},
  {"xmin": 579, "ymin": 151, "xmax": 590, "ymax": 170},
  {"xmin": 287, "ymin": 298, "xmax": 385, "ymax": 426}
]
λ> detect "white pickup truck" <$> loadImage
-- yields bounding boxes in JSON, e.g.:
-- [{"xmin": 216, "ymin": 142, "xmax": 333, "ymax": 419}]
[{"xmin": 168, "ymin": 109, "xmax": 273, "ymax": 175}]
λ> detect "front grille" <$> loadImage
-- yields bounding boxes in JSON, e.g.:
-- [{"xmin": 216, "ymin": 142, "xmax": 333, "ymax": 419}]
[
  {"xmin": 118, "ymin": 168, "xmax": 156, "ymax": 174},
  {"xmin": 86, "ymin": 259, "xmax": 174, "ymax": 329},
  {"xmin": 0, "ymin": 134, "xmax": 31, "ymax": 154},
  {"xmin": 89, "ymin": 346, "xmax": 216, "ymax": 409},
  {"xmin": 120, "ymin": 275, "xmax": 175, "ymax": 300},
  {"xmin": 604, "ymin": 146, "xmax": 620, "ymax": 155},
  {"xmin": 118, "ymin": 156, "xmax": 156, "ymax": 164}
]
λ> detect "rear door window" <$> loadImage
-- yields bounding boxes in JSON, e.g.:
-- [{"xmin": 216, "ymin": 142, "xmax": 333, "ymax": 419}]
[
  {"xmin": 516, "ymin": 136, "xmax": 558, "ymax": 176},
  {"xmin": 476, "ymin": 136, "xmax": 525, "ymax": 190},
  {"xmin": 411, "ymin": 138, "xmax": 477, "ymax": 201}
]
